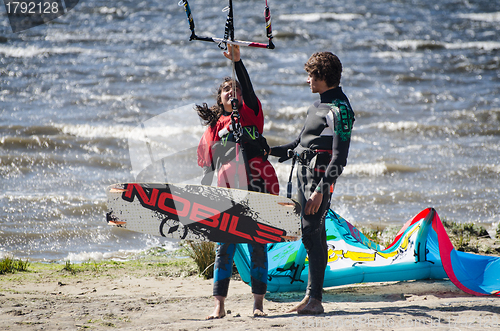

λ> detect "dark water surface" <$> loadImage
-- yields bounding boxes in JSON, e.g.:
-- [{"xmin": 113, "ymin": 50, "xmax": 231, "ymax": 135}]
[{"xmin": 1, "ymin": 0, "xmax": 499, "ymax": 261}]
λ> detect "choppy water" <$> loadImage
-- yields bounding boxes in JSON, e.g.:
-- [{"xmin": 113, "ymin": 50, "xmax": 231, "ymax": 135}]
[{"xmin": 1, "ymin": 0, "xmax": 499, "ymax": 261}]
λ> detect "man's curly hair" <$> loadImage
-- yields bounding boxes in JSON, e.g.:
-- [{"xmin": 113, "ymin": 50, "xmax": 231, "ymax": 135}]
[{"xmin": 304, "ymin": 52, "xmax": 342, "ymax": 88}]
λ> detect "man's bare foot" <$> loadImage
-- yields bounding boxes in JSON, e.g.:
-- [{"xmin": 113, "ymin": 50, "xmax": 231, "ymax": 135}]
[
  {"xmin": 206, "ymin": 296, "xmax": 226, "ymax": 320},
  {"xmin": 253, "ymin": 294, "xmax": 267, "ymax": 317},
  {"xmin": 287, "ymin": 295, "xmax": 309, "ymax": 313},
  {"xmin": 297, "ymin": 297, "xmax": 324, "ymax": 315}
]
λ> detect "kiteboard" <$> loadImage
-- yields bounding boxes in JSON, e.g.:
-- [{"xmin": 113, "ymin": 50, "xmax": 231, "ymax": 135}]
[{"xmin": 106, "ymin": 183, "xmax": 301, "ymax": 244}]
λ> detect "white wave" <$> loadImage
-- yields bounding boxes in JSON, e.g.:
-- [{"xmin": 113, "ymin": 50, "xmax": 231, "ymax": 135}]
[
  {"xmin": 344, "ymin": 162, "xmax": 388, "ymax": 177},
  {"xmin": 331, "ymin": 203, "xmax": 355, "ymax": 223},
  {"xmin": 382, "ymin": 121, "xmax": 419, "ymax": 131},
  {"xmin": 64, "ymin": 243, "xmax": 178, "ymax": 262},
  {"xmin": 386, "ymin": 39, "xmax": 438, "ymax": 50},
  {"xmin": 360, "ymin": 120, "xmax": 458, "ymax": 137},
  {"xmin": 129, "ymin": 124, "xmax": 204, "ymax": 141},
  {"xmin": 477, "ymin": 164, "xmax": 500, "ymax": 174},
  {"xmin": 371, "ymin": 51, "xmax": 423, "ymax": 59},
  {"xmin": 386, "ymin": 39, "xmax": 500, "ymax": 51},
  {"xmin": 64, "ymin": 250, "xmax": 144, "ymax": 262},
  {"xmin": 444, "ymin": 41, "xmax": 500, "ymax": 51},
  {"xmin": 279, "ymin": 12, "xmax": 362, "ymax": 22},
  {"xmin": 127, "ymin": 104, "xmax": 207, "ymax": 179},
  {"xmin": 0, "ymin": 45, "xmax": 92, "ymax": 58},
  {"xmin": 131, "ymin": 104, "xmax": 205, "ymax": 139},
  {"xmin": 457, "ymin": 12, "xmax": 500, "ymax": 23},
  {"xmin": 344, "ymin": 162, "xmax": 419, "ymax": 177},
  {"xmin": 55, "ymin": 123, "xmax": 135, "ymax": 140},
  {"xmin": 89, "ymin": 94, "xmax": 135, "ymax": 102},
  {"xmin": 0, "ymin": 192, "xmax": 87, "ymax": 203},
  {"xmin": 98, "ymin": 6, "xmax": 122, "ymax": 14},
  {"xmin": 56, "ymin": 109, "xmax": 204, "ymax": 142},
  {"xmin": 362, "ymin": 121, "xmax": 420, "ymax": 132},
  {"xmin": 275, "ymin": 106, "xmax": 309, "ymax": 116}
]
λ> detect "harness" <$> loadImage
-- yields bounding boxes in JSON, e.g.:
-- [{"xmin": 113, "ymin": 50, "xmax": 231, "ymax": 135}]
[
  {"xmin": 214, "ymin": 125, "xmax": 270, "ymax": 167},
  {"xmin": 296, "ymin": 149, "xmax": 332, "ymax": 174},
  {"xmin": 220, "ymin": 126, "xmax": 260, "ymax": 147},
  {"xmin": 296, "ymin": 149, "xmax": 332, "ymax": 164}
]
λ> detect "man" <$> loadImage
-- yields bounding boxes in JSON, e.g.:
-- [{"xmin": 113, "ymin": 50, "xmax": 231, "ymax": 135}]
[{"xmin": 270, "ymin": 52, "xmax": 354, "ymax": 315}]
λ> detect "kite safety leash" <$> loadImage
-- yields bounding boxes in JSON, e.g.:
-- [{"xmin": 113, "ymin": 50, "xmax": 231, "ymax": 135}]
[
  {"xmin": 286, "ymin": 149, "xmax": 297, "ymax": 199},
  {"xmin": 179, "ymin": 0, "xmax": 275, "ymax": 50}
]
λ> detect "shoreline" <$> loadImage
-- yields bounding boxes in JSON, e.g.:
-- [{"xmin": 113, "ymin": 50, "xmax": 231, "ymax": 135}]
[{"xmin": 1, "ymin": 258, "xmax": 499, "ymax": 330}]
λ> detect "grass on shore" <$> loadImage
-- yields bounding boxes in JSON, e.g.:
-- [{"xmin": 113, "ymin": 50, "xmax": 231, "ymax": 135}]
[
  {"xmin": 1, "ymin": 221, "xmax": 498, "ymax": 281},
  {"xmin": 0, "ymin": 257, "xmax": 199, "ymax": 287},
  {"xmin": 0, "ymin": 256, "xmax": 30, "ymax": 275},
  {"xmin": 442, "ymin": 220, "xmax": 496, "ymax": 254},
  {"xmin": 183, "ymin": 241, "xmax": 216, "ymax": 280},
  {"xmin": 353, "ymin": 220, "xmax": 500, "ymax": 254},
  {"xmin": 0, "ymin": 243, "xmax": 214, "ymax": 283}
]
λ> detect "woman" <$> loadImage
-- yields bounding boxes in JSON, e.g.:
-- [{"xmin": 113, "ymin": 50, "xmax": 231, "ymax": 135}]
[{"xmin": 196, "ymin": 45, "xmax": 279, "ymax": 319}]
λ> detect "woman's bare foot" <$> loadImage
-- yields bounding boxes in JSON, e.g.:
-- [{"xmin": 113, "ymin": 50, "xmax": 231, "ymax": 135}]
[
  {"xmin": 297, "ymin": 297, "xmax": 324, "ymax": 315},
  {"xmin": 206, "ymin": 296, "xmax": 226, "ymax": 320},
  {"xmin": 253, "ymin": 308, "xmax": 267, "ymax": 317},
  {"xmin": 253, "ymin": 294, "xmax": 267, "ymax": 317},
  {"xmin": 287, "ymin": 295, "xmax": 309, "ymax": 313}
]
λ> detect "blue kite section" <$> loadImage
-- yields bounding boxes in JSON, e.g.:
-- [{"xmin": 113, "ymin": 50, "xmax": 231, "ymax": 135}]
[{"xmin": 233, "ymin": 208, "xmax": 500, "ymax": 296}]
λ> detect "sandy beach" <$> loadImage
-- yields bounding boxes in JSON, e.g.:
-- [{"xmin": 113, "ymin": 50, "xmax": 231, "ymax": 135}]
[{"xmin": 1, "ymin": 258, "xmax": 499, "ymax": 331}]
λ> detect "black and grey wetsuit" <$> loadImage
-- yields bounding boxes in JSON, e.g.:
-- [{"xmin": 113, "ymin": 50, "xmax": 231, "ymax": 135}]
[{"xmin": 271, "ymin": 86, "xmax": 354, "ymax": 301}]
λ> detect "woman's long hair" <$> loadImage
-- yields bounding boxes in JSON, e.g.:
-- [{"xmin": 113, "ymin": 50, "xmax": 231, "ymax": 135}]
[{"xmin": 195, "ymin": 77, "xmax": 241, "ymax": 127}]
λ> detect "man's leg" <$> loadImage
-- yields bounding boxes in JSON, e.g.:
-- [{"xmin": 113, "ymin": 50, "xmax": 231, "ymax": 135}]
[{"xmin": 295, "ymin": 167, "xmax": 330, "ymax": 314}]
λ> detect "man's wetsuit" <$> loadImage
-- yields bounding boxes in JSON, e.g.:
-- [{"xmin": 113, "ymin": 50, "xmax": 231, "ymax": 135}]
[{"xmin": 270, "ymin": 86, "xmax": 354, "ymax": 301}]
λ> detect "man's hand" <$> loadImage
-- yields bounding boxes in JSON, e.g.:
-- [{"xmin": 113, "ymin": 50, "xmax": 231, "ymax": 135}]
[{"xmin": 304, "ymin": 191, "xmax": 323, "ymax": 215}]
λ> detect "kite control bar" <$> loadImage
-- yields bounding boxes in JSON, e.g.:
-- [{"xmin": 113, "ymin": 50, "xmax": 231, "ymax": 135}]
[{"xmin": 179, "ymin": 0, "xmax": 275, "ymax": 50}]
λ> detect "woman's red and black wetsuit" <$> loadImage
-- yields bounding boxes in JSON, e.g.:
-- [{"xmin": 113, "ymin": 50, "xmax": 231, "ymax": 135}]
[{"xmin": 197, "ymin": 60, "xmax": 278, "ymax": 297}]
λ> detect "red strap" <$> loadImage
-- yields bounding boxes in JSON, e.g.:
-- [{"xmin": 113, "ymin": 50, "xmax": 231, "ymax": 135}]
[{"xmin": 314, "ymin": 149, "xmax": 332, "ymax": 154}]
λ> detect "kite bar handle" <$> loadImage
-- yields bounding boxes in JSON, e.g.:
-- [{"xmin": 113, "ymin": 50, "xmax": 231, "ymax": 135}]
[
  {"xmin": 179, "ymin": 0, "xmax": 196, "ymax": 40},
  {"xmin": 264, "ymin": 5, "xmax": 275, "ymax": 49},
  {"xmin": 265, "ymin": 6, "xmax": 272, "ymax": 38},
  {"xmin": 179, "ymin": 0, "xmax": 275, "ymax": 49}
]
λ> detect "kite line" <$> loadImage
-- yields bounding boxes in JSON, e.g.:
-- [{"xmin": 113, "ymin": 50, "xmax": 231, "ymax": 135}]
[{"xmin": 179, "ymin": 0, "xmax": 275, "ymax": 190}]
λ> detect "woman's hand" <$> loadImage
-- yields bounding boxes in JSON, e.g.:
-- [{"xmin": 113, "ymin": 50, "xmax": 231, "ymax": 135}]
[{"xmin": 223, "ymin": 44, "xmax": 241, "ymax": 62}]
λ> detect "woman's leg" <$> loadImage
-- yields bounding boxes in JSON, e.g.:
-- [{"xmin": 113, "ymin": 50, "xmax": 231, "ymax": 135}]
[
  {"xmin": 248, "ymin": 242, "xmax": 268, "ymax": 316},
  {"xmin": 207, "ymin": 243, "xmax": 236, "ymax": 319}
]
